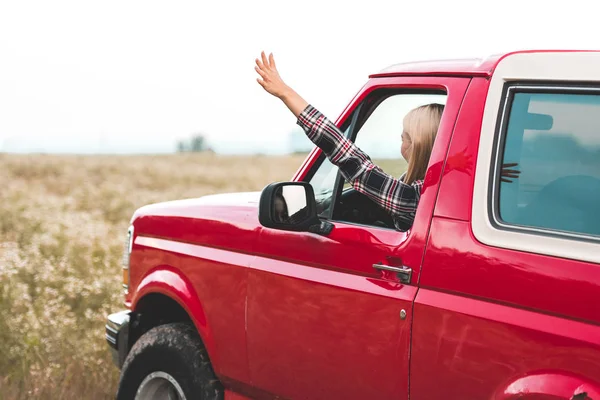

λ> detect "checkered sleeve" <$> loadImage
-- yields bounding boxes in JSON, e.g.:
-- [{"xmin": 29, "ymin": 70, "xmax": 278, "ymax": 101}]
[{"xmin": 297, "ymin": 104, "xmax": 422, "ymax": 227}]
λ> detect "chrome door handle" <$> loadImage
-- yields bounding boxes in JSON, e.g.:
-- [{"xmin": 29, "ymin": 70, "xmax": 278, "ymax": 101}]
[{"xmin": 373, "ymin": 264, "xmax": 412, "ymax": 284}]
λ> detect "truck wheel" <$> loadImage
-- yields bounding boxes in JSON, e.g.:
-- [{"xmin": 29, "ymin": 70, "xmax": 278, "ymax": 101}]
[{"xmin": 116, "ymin": 322, "xmax": 224, "ymax": 400}]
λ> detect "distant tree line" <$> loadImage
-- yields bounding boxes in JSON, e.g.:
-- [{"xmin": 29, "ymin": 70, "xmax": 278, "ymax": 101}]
[{"xmin": 177, "ymin": 133, "xmax": 213, "ymax": 153}]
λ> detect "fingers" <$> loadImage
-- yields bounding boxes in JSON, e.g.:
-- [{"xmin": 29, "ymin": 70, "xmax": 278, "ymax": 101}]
[
  {"xmin": 256, "ymin": 51, "xmax": 277, "ymax": 71},
  {"xmin": 255, "ymin": 57, "xmax": 265, "ymax": 71},
  {"xmin": 261, "ymin": 51, "xmax": 269, "ymax": 69},
  {"xmin": 255, "ymin": 51, "xmax": 282, "ymax": 95},
  {"xmin": 501, "ymin": 163, "xmax": 520, "ymax": 181},
  {"xmin": 255, "ymin": 66, "xmax": 267, "ymax": 80},
  {"xmin": 269, "ymin": 52, "xmax": 276, "ymax": 69}
]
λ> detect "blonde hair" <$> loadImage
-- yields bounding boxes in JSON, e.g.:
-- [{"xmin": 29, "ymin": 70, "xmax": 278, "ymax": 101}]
[{"xmin": 402, "ymin": 103, "xmax": 444, "ymax": 185}]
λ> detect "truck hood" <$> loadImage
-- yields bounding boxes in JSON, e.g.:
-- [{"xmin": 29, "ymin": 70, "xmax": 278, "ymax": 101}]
[
  {"xmin": 130, "ymin": 191, "xmax": 263, "ymax": 252},
  {"xmin": 132, "ymin": 191, "xmax": 261, "ymax": 220}
]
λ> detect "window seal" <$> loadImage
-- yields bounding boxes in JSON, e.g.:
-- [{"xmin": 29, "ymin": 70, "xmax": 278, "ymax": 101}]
[{"xmin": 489, "ymin": 82, "xmax": 600, "ymax": 244}]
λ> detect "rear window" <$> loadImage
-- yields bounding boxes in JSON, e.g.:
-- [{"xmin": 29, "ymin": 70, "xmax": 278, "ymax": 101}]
[{"xmin": 494, "ymin": 87, "xmax": 600, "ymax": 239}]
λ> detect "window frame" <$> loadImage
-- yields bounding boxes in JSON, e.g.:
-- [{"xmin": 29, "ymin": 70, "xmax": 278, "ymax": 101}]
[
  {"xmin": 490, "ymin": 82, "xmax": 600, "ymax": 243},
  {"xmin": 304, "ymin": 87, "xmax": 448, "ymax": 231}
]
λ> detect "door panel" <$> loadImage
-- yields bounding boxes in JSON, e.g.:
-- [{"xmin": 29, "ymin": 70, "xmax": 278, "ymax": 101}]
[{"xmin": 247, "ymin": 225, "xmax": 415, "ymax": 400}]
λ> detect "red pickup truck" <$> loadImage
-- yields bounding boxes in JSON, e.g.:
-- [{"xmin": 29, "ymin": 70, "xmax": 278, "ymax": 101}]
[{"xmin": 106, "ymin": 50, "xmax": 600, "ymax": 400}]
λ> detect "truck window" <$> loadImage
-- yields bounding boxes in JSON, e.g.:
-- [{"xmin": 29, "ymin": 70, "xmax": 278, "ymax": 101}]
[
  {"xmin": 343, "ymin": 93, "xmax": 447, "ymax": 190},
  {"xmin": 495, "ymin": 88, "xmax": 600, "ymax": 239},
  {"xmin": 309, "ymin": 90, "xmax": 448, "ymax": 229}
]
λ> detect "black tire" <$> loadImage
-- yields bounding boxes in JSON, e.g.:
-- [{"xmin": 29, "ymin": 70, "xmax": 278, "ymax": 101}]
[{"xmin": 116, "ymin": 322, "xmax": 224, "ymax": 400}]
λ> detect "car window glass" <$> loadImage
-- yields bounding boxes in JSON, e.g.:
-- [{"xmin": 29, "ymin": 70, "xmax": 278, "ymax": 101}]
[
  {"xmin": 307, "ymin": 127, "xmax": 349, "ymax": 217},
  {"xmin": 497, "ymin": 90, "xmax": 600, "ymax": 238},
  {"xmin": 307, "ymin": 92, "xmax": 448, "ymax": 227},
  {"xmin": 342, "ymin": 93, "xmax": 447, "ymax": 191}
]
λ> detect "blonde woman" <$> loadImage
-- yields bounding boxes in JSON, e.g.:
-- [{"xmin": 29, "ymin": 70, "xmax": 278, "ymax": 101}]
[{"xmin": 255, "ymin": 51, "xmax": 443, "ymax": 230}]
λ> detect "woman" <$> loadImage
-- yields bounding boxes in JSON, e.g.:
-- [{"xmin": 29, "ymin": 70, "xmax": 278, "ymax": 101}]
[
  {"xmin": 255, "ymin": 52, "xmax": 443, "ymax": 231},
  {"xmin": 273, "ymin": 189, "xmax": 290, "ymax": 223}
]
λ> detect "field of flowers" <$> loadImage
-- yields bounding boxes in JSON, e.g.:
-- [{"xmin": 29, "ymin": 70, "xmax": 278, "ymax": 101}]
[{"xmin": 0, "ymin": 153, "xmax": 306, "ymax": 399}]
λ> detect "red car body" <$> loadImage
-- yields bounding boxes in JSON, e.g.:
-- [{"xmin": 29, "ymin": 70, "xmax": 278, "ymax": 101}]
[{"xmin": 107, "ymin": 50, "xmax": 600, "ymax": 400}]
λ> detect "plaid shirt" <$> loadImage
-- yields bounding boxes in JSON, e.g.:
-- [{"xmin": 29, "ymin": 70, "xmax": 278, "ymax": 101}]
[{"xmin": 297, "ymin": 104, "xmax": 423, "ymax": 230}]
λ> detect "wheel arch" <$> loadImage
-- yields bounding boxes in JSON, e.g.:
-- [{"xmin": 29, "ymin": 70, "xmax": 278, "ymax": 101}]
[{"xmin": 129, "ymin": 265, "xmax": 219, "ymax": 371}]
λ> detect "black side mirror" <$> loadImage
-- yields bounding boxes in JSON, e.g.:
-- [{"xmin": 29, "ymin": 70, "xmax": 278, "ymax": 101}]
[{"xmin": 259, "ymin": 182, "xmax": 333, "ymax": 235}]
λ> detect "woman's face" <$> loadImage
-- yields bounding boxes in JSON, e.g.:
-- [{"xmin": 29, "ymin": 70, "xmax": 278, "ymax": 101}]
[
  {"xmin": 274, "ymin": 197, "xmax": 285, "ymax": 214},
  {"xmin": 401, "ymin": 130, "xmax": 412, "ymax": 162}
]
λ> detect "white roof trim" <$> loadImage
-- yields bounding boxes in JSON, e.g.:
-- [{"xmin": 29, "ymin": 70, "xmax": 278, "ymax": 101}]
[{"xmin": 471, "ymin": 52, "xmax": 600, "ymax": 264}]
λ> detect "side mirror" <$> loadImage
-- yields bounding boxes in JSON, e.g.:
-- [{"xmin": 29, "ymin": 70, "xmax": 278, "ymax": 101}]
[{"xmin": 259, "ymin": 182, "xmax": 334, "ymax": 235}]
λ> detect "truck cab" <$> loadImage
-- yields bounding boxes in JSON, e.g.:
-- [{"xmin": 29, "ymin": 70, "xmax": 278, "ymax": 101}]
[{"xmin": 106, "ymin": 50, "xmax": 600, "ymax": 400}]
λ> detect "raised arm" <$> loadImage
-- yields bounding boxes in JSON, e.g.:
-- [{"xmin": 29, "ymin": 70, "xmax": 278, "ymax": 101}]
[
  {"xmin": 255, "ymin": 51, "xmax": 422, "ymax": 228},
  {"xmin": 255, "ymin": 51, "xmax": 308, "ymax": 118}
]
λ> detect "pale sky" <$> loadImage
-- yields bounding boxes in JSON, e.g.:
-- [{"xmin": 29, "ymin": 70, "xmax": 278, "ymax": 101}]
[{"xmin": 1, "ymin": 0, "xmax": 598, "ymax": 154}]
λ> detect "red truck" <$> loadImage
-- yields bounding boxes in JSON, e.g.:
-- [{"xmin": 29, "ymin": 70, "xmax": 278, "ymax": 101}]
[{"xmin": 106, "ymin": 50, "xmax": 600, "ymax": 400}]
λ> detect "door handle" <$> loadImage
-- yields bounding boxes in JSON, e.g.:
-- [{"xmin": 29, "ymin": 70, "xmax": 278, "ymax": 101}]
[{"xmin": 373, "ymin": 264, "xmax": 412, "ymax": 284}]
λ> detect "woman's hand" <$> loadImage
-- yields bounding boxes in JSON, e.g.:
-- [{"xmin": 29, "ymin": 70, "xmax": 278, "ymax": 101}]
[
  {"xmin": 254, "ymin": 51, "xmax": 309, "ymax": 118},
  {"xmin": 255, "ymin": 51, "xmax": 289, "ymax": 98},
  {"xmin": 447, "ymin": 148, "xmax": 474, "ymax": 174},
  {"xmin": 501, "ymin": 163, "xmax": 521, "ymax": 183}
]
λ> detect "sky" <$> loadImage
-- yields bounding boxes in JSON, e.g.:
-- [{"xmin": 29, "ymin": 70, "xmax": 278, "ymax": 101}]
[{"xmin": 1, "ymin": 0, "xmax": 599, "ymax": 155}]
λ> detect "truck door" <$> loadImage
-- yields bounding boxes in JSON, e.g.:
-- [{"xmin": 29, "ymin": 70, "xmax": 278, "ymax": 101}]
[{"xmin": 246, "ymin": 76, "xmax": 470, "ymax": 400}]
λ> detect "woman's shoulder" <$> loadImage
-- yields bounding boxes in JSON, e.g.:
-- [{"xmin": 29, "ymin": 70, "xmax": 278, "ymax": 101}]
[{"xmin": 399, "ymin": 172, "xmax": 424, "ymax": 192}]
